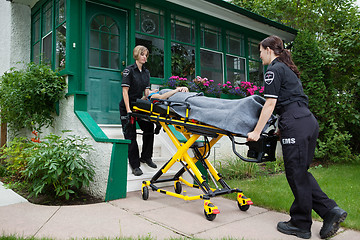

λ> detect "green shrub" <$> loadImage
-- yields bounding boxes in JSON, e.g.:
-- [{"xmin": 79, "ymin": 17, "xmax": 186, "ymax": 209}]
[
  {"xmin": 23, "ymin": 132, "xmax": 95, "ymax": 200},
  {"xmin": 0, "ymin": 162, "xmax": 7, "ymax": 177},
  {"xmin": 0, "ymin": 62, "xmax": 67, "ymax": 133},
  {"xmin": 292, "ymin": 30, "xmax": 356, "ymax": 163},
  {"xmin": 0, "ymin": 137, "xmax": 33, "ymax": 180},
  {"xmin": 263, "ymin": 158, "xmax": 285, "ymax": 174},
  {"xmin": 216, "ymin": 158, "xmax": 260, "ymax": 180}
]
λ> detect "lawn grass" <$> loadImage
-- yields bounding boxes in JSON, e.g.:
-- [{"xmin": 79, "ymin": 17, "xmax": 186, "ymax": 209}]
[{"xmin": 223, "ymin": 163, "xmax": 360, "ymax": 231}]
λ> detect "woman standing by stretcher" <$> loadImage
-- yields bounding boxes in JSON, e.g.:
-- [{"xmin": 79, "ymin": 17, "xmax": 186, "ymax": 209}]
[
  {"xmin": 247, "ymin": 36, "xmax": 347, "ymax": 239},
  {"xmin": 119, "ymin": 45, "xmax": 157, "ymax": 176}
]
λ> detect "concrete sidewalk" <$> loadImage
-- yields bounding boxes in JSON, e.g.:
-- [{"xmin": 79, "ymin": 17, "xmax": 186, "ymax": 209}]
[{"xmin": 0, "ymin": 182, "xmax": 358, "ymax": 240}]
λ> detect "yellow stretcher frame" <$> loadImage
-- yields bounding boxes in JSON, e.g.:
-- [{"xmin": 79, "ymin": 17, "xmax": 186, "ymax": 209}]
[{"xmin": 131, "ymin": 99, "xmax": 254, "ymax": 221}]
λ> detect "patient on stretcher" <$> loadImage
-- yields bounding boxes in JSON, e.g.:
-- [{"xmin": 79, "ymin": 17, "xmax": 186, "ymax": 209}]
[
  {"xmin": 136, "ymin": 88, "xmax": 273, "ymax": 137},
  {"xmin": 146, "ymin": 86, "xmax": 189, "ymax": 100}
]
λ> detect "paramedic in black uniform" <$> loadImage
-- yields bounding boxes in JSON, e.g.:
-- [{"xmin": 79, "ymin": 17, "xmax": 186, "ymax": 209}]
[
  {"xmin": 247, "ymin": 36, "xmax": 347, "ymax": 239},
  {"xmin": 119, "ymin": 45, "xmax": 157, "ymax": 176}
]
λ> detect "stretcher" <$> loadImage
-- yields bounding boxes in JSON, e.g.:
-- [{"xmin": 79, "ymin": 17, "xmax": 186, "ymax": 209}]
[{"xmin": 130, "ymin": 97, "xmax": 277, "ymax": 221}]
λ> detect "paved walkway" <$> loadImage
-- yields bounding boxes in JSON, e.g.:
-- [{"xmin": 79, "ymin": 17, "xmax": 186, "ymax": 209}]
[{"xmin": 0, "ymin": 182, "xmax": 359, "ymax": 240}]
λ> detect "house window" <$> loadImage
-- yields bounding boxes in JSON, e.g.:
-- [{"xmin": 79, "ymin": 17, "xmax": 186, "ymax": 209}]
[
  {"xmin": 200, "ymin": 49, "xmax": 223, "ymax": 85},
  {"xmin": 248, "ymin": 38, "xmax": 263, "ymax": 86},
  {"xmin": 200, "ymin": 23, "xmax": 221, "ymax": 51},
  {"xmin": 226, "ymin": 31, "xmax": 246, "ymax": 85},
  {"xmin": 135, "ymin": 3, "xmax": 164, "ymax": 78},
  {"xmin": 31, "ymin": 0, "xmax": 66, "ymax": 70},
  {"xmin": 200, "ymin": 23, "xmax": 223, "ymax": 84},
  {"xmin": 89, "ymin": 15, "xmax": 120, "ymax": 69},
  {"xmin": 171, "ymin": 14, "xmax": 195, "ymax": 80},
  {"xmin": 226, "ymin": 55, "xmax": 246, "ymax": 85},
  {"xmin": 227, "ymin": 31, "xmax": 244, "ymax": 56}
]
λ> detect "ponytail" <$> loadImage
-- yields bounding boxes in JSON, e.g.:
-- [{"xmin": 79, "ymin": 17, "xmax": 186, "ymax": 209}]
[
  {"xmin": 279, "ymin": 49, "xmax": 300, "ymax": 78},
  {"xmin": 259, "ymin": 36, "xmax": 300, "ymax": 78}
]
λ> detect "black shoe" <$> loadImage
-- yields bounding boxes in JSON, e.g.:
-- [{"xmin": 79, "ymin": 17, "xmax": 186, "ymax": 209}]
[
  {"xmin": 132, "ymin": 167, "xmax": 143, "ymax": 176},
  {"xmin": 277, "ymin": 221, "xmax": 311, "ymax": 239},
  {"xmin": 320, "ymin": 206, "xmax": 347, "ymax": 239},
  {"xmin": 140, "ymin": 158, "xmax": 157, "ymax": 168}
]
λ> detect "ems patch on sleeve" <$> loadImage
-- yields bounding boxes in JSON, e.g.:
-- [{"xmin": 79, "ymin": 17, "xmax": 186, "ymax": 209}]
[
  {"xmin": 264, "ymin": 71, "xmax": 275, "ymax": 85},
  {"xmin": 123, "ymin": 68, "xmax": 130, "ymax": 77}
]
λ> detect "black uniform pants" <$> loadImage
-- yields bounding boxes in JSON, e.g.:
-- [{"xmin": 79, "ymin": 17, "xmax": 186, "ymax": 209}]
[
  {"xmin": 120, "ymin": 107, "xmax": 154, "ymax": 169},
  {"xmin": 278, "ymin": 102, "xmax": 337, "ymax": 231}
]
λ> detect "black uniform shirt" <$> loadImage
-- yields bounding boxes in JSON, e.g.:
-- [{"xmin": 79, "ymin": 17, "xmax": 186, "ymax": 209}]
[
  {"xmin": 263, "ymin": 58, "xmax": 308, "ymax": 110},
  {"xmin": 121, "ymin": 63, "xmax": 150, "ymax": 104}
]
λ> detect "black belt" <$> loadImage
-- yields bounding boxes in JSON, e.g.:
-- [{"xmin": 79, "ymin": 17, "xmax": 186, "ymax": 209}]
[{"xmin": 277, "ymin": 101, "xmax": 308, "ymax": 115}]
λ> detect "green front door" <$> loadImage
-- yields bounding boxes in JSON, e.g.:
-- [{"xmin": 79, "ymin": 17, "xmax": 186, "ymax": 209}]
[{"xmin": 85, "ymin": 2, "xmax": 127, "ymax": 124}]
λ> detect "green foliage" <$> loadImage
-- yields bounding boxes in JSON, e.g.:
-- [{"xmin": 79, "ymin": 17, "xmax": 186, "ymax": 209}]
[
  {"xmin": 216, "ymin": 158, "xmax": 260, "ymax": 180},
  {"xmin": 0, "ymin": 137, "xmax": 32, "ymax": 180},
  {"xmin": 316, "ymin": 125, "xmax": 354, "ymax": 162},
  {"xmin": 232, "ymin": 0, "xmax": 359, "ymax": 34},
  {"xmin": 324, "ymin": 27, "xmax": 360, "ymax": 153},
  {"xmin": 0, "ymin": 162, "xmax": 7, "ymax": 177},
  {"xmin": 0, "ymin": 62, "xmax": 67, "ymax": 133},
  {"xmin": 23, "ymin": 132, "xmax": 95, "ymax": 200},
  {"xmin": 292, "ymin": 31, "xmax": 356, "ymax": 163},
  {"xmin": 263, "ymin": 158, "xmax": 285, "ymax": 174}
]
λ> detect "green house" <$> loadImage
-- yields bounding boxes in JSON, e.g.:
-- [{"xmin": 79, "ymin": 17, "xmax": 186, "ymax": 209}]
[{"xmin": 0, "ymin": 0, "xmax": 296, "ymax": 200}]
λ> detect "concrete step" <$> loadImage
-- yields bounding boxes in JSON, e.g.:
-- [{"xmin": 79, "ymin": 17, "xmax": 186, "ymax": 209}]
[
  {"xmin": 99, "ymin": 124, "xmax": 123, "ymax": 139},
  {"xmin": 99, "ymin": 124, "xmax": 175, "ymax": 158}
]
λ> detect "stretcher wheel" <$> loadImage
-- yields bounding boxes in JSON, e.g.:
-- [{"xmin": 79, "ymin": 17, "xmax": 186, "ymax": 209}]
[
  {"xmin": 238, "ymin": 202, "xmax": 250, "ymax": 211},
  {"xmin": 142, "ymin": 186, "xmax": 149, "ymax": 200},
  {"xmin": 204, "ymin": 210, "xmax": 217, "ymax": 221},
  {"xmin": 174, "ymin": 182, "xmax": 182, "ymax": 194}
]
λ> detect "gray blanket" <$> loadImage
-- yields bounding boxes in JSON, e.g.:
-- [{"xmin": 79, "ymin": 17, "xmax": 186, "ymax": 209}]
[{"xmin": 159, "ymin": 89, "xmax": 272, "ymax": 137}]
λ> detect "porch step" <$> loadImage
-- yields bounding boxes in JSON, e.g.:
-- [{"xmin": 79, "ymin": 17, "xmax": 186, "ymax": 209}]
[
  {"xmin": 99, "ymin": 124, "xmax": 123, "ymax": 139},
  {"xmin": 99, "ymin": 124, "xmax": 174, "ymax": 157}
]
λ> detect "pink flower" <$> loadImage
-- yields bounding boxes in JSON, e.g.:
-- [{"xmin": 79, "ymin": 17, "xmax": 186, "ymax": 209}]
[
  {"xmin": 247, "ymin": 88, "xmax": 255, "ymax": 95},
  {"xmin": 170, "ymin": 76, "xmax": 179, "ymax": 80}
]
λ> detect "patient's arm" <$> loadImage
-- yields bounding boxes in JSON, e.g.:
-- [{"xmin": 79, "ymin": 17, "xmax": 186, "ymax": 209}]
[{"xmin": 151, "ymin": 87, "xmax": 188, "ymax": 100}]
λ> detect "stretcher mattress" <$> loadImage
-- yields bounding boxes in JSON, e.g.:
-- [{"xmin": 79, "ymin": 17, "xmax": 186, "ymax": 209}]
[{"xmin": 155, "ymin": 89, "xmax": 274, "ymax": 137}]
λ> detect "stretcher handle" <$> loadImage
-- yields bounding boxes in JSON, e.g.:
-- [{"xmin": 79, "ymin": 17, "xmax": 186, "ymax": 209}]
[{"xmin": 229, "ymin": 135, "xmax": 262, "ymax": 163}]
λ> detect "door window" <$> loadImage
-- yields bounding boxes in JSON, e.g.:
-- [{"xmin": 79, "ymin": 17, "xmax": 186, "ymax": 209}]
[{"xmin": 89, "ymin": 15, "xmax": 121, "ymax": 70}]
